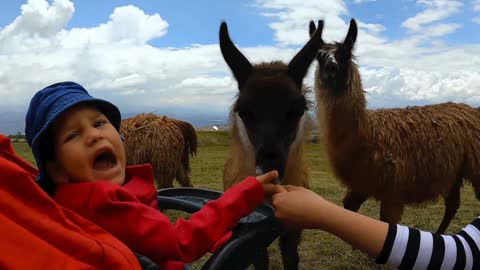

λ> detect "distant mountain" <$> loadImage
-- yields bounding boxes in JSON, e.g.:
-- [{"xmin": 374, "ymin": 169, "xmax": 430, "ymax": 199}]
[
  {"xmin": 123, "ymin": 111, "xmax": 229, "ymax": 128},
  {"xmin": 0, "ymin": 112, "xmax": 27, "ymax": 135},
  {"xmin": 0, "ymin": 110, "xmax": 317, "ymax": 136},
  {"xmin": 0, "ymin": 111, "xmax": 229, "ymax": 136}
]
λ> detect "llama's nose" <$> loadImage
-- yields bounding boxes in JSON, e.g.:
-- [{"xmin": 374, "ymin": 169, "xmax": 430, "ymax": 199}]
[
  {"xmin": 257, "ymin": 148, "xmax": 280, "ymax": 163},
  {"xmin": 264, "ymin": 151, "xmax": 278, "ymax": 161}
]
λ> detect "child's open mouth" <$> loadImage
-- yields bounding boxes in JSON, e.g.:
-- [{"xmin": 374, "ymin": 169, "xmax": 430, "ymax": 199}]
[{"xmin": 93, "ymin": 150, "xmax": 118, "ymax": 171}]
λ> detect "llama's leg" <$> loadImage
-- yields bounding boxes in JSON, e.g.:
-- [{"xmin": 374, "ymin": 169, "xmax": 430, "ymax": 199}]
[
  {"xmin": 436, "ymin": 180, "xmax": 462, "ymax": 234},
  {"xmin": 470, "ymin": 175, "xmax": 480, "ymax": 200},
  {"xmin": 252, "ymin": 249, "xmax": 269, "ymax": 270},
  {"xmin": 157, "ymin": 180, "xmax": 173, "ymax": 189},
  {"xmin": 279, "ymin": 229, "xmax": 301, "ymax": 270},
  {"xmin": 380, "ymin": 201, "xmax": 404, "ymax": 224},
  {"xmin": 177, "ymin": 148, "xmax": 194, "ymax": 187},
  {"xmin": 175, "ymin": 166, "xmax": 193, "ymax": 187},
  {"xmin": 155, "ymin": 171, "xmax": 173, "ymax": 189},
  {"xmin": 343, "ymin": 190, "xmax": 367, "ymax": 212}
]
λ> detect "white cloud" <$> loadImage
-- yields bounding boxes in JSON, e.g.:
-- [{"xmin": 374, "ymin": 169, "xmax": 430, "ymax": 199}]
[
  {"xmin": 255, "ymin": 0, "xmax": 349, "ymax": 46},
  {"xmin": 60, "ymin": 5, "xmax": 168, "ymax": 48},
  {"xmin": 473, "ymin": 0, "xmax": 480, "ymax": 23},
  {"xmin": 353, "ymin": 0, "xmax": 376, "ymax": 3},
  {"xmin": 402, "ymin": 0, "xmax": 463, "ymax": 32},
  {"xmin": 475, "ymin": 0, "xmax": 480, "ymax": 11},
  {"xmin": 363, "ymin": 67, "xmax": 480, "ymax": 107},
  {"xmin": 253, "ymin": 0, "xmax": 480, "ymax": 111},
  {"xmin": 356, "ymin": 20, "xmax": 385, "ymax": 34},
  {"xmin": 174, "ymin": 76, "xmax": 235, "ymax": 95},
  {"xmin": 0, "ymin": 0, "xmax": 479, "ymax": 125},
  {"xmin": 422, "ymin": 23, "xmax": 461, "ymax": 37},
  {"xmin": 2, "ymin": 0, "xmax": 74, "ymax": 37}
]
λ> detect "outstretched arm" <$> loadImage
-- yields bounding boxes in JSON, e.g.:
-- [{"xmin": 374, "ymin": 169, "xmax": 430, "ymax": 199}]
[
  {"xmin": 54, "ymin": 171, "xmax": 282, "ymax": 266},
  {"xmin": 272, "ymin": 186, "xmax": 480, "ymax": 269},
  {"xmin": 272, "ymin": 185, "xmax": 387, "ymax": 257}
]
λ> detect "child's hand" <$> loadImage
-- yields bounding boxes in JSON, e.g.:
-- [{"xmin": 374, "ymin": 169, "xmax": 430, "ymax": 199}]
[
  {"xmin": 256, "ymin": 170, "xmax": 286, "ymax": 198},
  {"xmin": 272, "ymin": 185, "xmax": 326, "ymax": 229}
]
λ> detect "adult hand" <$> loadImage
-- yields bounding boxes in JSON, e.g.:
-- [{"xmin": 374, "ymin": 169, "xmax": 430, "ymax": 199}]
[{"xmin": 272, "ymin": 185, "xmax": 326, "ymax": 228}]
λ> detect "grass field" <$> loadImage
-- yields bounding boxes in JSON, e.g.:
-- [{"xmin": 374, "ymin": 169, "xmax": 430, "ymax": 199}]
[{"xmin": 12, "ymin": 131, "xmax": 480, "ymax": 269}]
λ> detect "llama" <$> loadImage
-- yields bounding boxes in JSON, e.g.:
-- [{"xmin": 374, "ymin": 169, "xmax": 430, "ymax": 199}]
[
  {"xmin": 120, "ymin": 113, "xmax": 197, "ymax": 188},
  {"xmin": 310, "ymin": 19, "xmax": 480, "ymax": 234},
  {"xmin": 220, "ymin": 20, "xmax": 323, "ymax": 270}
]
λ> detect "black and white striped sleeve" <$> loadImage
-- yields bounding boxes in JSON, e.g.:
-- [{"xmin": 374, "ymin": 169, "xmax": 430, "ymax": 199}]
[{"xmin": 375, "ymin": 217, "xmax": 480, "ymax": 270}]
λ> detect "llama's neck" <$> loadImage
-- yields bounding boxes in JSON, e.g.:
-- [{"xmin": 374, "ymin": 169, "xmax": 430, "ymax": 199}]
[
  {"xmin": 315, "ymin": 65, "xmax": 370, "ymax": 155},
  {"xmin": 284, "ymin": 140, "xmax": 310, "ymax": 188},
  {"xmin": 285, "ymin": 114, "xmax": 311, "ymax": 187},
  {"xmin": 222, "ymin": 117, "xmax": 256, "ymax": 188}
]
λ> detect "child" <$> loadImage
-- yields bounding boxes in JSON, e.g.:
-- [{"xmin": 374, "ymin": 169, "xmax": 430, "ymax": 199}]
[
  {"xmin": 0, "ymin": 133, "xmax": 142, "ymax": 270},
  {"xmin": 272, "ymin": 185, "xmax": 479, "ymax": 269},
  {"xmin": 25, "ymin": 81, "xmax": 284, "ymax": 270}
]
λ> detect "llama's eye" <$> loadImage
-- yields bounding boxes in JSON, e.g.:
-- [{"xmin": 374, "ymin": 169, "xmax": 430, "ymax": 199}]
[
  {"xmin": 337, "ymin": 47, "xmax": 351, "ymax": 62},
  {"xmin": 286, "ymin": 98, "xmax": 306, "ymax": 120}
]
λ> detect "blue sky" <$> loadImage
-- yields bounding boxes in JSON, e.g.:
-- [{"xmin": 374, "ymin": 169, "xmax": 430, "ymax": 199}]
[
  {"xmin": 2, "ymin": 0, "xmax": 478, "ymax": 48},
  {"xmin": 67, "ymin": 1, "xmax": 276, "ymax": 47},
  {"xmin": 0, "ymin": 0, "xmax": 479, "ymax": 134},
  {"xmin": 0, "ymin": 0, "xmax": 276, "ymax": 47}
]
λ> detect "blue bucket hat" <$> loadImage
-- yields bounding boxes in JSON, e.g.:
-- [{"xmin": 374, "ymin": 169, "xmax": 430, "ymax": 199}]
[{"xmin": 25, "ymin": 81, "xmax": 121, "ymax": 195}]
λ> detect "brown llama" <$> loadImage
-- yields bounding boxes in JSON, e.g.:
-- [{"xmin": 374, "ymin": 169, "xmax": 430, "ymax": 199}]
[
  {"xmin": 220, "ymin": 20, "xmax": 323, "ymax": 270},
  {"xmin": 310, "ymin": 19, "xmax": 480, "ymax": 234},
  {"xmin": 120, "ymin": 113, "xmax": 197, "ymax": 188}
]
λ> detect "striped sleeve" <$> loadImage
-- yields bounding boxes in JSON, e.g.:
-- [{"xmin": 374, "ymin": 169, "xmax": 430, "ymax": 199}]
[{"xmin": 376, "ymin": 216, "xmax": 480, "ymax": 270}]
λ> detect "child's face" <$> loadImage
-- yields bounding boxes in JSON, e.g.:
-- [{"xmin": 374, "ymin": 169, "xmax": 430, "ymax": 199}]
[{"xmin": 48, "ymin": 104, "xmax": 126, "ymax": 185}]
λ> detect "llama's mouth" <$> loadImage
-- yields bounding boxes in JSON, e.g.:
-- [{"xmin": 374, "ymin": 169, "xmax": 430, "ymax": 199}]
[
  {"xmin": 93, "ymin": 150, "xmax": 118, "ymax": 171},
  {"xmin": 256, "ymin": 166, "xmax": 281, "ymax": 184},
  {"xmin": 320, "ymin": 71, "xmax": 336, "ymax": 83}
]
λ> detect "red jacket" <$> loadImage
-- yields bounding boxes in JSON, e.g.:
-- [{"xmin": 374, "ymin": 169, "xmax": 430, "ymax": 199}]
[
  {"xmin": 0, "ymin": 134, "xmax": 141, "ymax": 270},
  {"xmin": 54, "ymin": 163, "xmax": 264, "ymax": 270}
]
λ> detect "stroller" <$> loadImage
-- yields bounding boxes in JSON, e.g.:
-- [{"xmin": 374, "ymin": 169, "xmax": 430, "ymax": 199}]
[{"xmin": 0, "ymin": 133, "xmax": 279, "ymax": 270}]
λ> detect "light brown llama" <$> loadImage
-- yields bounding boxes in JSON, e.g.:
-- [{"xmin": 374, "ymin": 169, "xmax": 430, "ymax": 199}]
[
  {"xmin": 310, "ymin": 19, "xmax": 480, "ymax": 234},
  {"xmin": 120, "ymin": 113, "xmax": 197, "ymax": 188},
  {"xmin": 220, "ymin": 21, "xmax": 323, "ymax": 270}
]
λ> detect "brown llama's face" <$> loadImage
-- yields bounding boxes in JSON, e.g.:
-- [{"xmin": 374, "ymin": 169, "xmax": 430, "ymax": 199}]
[
  {"xmin": 219, "ymin": 20, "xmax": 323, "ymax": 181},
  {"xmin": 310, "ymin": 19, "xmax": 357, "ymax": 95},
  {"xmin": 234, "ymin": 75, "xmax": 307, "ymax": 180}
]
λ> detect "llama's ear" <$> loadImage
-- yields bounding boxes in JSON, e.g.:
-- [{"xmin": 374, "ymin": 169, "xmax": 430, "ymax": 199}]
[
  {"xmin": 343, "ymin": 19, "xmax": 357, "ymax": 52},
  {"xmin": 309, "ymin": 20, "xmax": 316, "ymax": 37},
  {"xmin": 288, "ymin": 20, "xmax": 324, "ymax": 88},
  {"xmin": 219, "ymin": 21, "xmax": 252, "ymax": 91}
]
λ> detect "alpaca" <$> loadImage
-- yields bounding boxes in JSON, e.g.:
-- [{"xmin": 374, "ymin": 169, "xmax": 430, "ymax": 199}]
[
  {"xmin": 220, "ymin": 20, "xmax": 323, "ymax": 270},
  {"xmin": 310, "ymin": 19, "xmax": 480, "ymax": 234},
  {"xmin": 120, "ymin": 113, "xmax": 197, "ymax": 188}
]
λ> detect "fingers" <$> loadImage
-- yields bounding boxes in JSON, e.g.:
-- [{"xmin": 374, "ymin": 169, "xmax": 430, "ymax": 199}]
[
  {"xmin": 284, "ymin": 185, "xmax": 304, "ymax": 192},
  {"xmin": 256, "ymin": 170, "xmax": 279, "ymax": 184},
  {"xmin": 276, "ymin": 185, "xmax": 287, "ymax": 193},
  {"xmin": 263, "ymin": 183, "xmax": 286, "ymax": 197}
]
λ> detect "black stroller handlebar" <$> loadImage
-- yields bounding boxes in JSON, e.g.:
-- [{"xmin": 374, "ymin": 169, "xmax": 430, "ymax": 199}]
[{"xmin": 156, "ymin": 187, "xmax": 280, "ymax": 270}]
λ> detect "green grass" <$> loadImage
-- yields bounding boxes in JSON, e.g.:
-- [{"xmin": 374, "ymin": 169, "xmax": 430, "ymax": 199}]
[
  {"xmin": 11, "ymin": 132, "xmax": 480, "ymax": 269},
  {"xmin": 197, "ymin": 130, "xmax": 230, "ymax": 146},
  {"xmin": 12, "ymin": 142, "xmax": 37, "ymax": 166}
]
